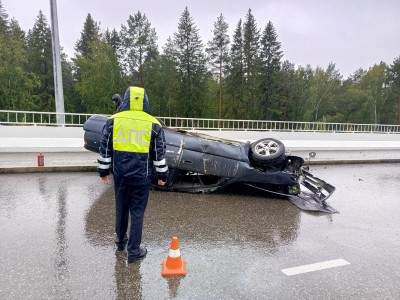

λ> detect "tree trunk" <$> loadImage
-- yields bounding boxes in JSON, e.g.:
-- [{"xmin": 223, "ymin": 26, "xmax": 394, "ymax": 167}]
[
  {"xmin": 219, "ymin": 66, "xmax": 222, "ymax": 128},
  {"xmin": 398, "ymin": 96, "xmax": 400, "ymax": 124}
]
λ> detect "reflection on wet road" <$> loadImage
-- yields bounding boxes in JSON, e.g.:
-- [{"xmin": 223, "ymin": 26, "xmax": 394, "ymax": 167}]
[{"xmin": 1, "ymin": 164, "xmax": 400, "ymax": 299}]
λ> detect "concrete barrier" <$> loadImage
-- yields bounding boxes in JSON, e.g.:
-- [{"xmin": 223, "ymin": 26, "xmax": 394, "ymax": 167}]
[
  {"xmin": 1, "ymin": 126, "xmax": 400, "ymax": 173},
  {"xmin": 0, "ymin": 126, "xmax": 85, "ymax": 152},
  {"xmin": 2, "ymin": 126, "xmax": 400, "ymax": 152}
]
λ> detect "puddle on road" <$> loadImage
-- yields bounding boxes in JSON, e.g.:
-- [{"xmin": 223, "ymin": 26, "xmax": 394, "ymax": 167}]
[{"xmin": 1, "ymin": 165, "xmax": 400, "ymax": 299}]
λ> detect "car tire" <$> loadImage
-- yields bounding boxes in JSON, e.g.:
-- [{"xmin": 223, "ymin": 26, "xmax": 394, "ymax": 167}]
[{"xmin": 250, "ymin": 138, "xmax": 286, "ymax": 167}]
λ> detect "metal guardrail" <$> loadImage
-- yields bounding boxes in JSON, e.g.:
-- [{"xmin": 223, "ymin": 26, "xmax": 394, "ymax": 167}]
[
  {"xmin": 158, "ymin": 117, "xmax": 400, "ymax": 133},
  {"xmin": 1, "ymin": 110, "xmax": 400, "ymax": 133},
  {"xmin": 0, "ymin": 110, "xmax": 93, "ymax": 127}
]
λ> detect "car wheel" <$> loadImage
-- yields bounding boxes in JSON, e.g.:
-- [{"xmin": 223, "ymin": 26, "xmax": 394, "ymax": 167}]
[{"xmin": 250, "ymin": 138, "xmax": 286, "ymax": 167}]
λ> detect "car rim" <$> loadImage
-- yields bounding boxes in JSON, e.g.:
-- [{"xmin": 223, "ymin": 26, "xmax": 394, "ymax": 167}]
[{"xmin": 254, "ymin": 140, "xmax": 279, "ymax": 156}]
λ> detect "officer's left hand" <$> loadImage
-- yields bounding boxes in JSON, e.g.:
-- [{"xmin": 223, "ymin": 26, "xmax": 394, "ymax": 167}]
[{"xmin": 158, "ymin": 179, "xmax": 166, "ymax": 186}]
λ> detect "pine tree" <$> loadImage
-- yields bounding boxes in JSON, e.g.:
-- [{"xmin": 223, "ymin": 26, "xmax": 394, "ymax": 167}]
[
  {"xmin": 73, "ymin": 14, "xmax": 101, "ymax": 112},
  {"xmin": 226, "ymin": 19, "xmax": 244, "ymax": 119},
  {"xmin": 0, "ymin": 0, "xmax": 8, "ymax": 34},
  {"xmin": 0, "ymin": 14, "xmax": 35, "ymax": 111},
  {"xmin": 74, "ymin": 14, "xmax": 101, "ymax": 57},
  {"xmin": 242, "ymin": 9, "xmax": 262, "ymax": 119},
  {"xmin": 26, "ymin": 11, "xmax": 54, "ymax": 112},
  {"xmin": 171, "ymin": 7, "xmax": 208, "ymax": 117},
  {"xmin": 8, "ymin": 18, "xmax": 25, "ymax": 40},
  {"xmin": 104, "ymin": 28, "xmax": 122, "ymax": 57},
  {"xmin": 162, "ymin": 36, "xmax": 175, "ymax": 59},
  {"xmin": 206, "ymin": 14, "xmax": 230, "ymax": 121},
  {"xmin": 120, "ymin": 11, "xmax": 158, "ymax": 85},
  {"xmin": 260, "ymin": 21, "xmax": 282, "ymax": 73},
  {"xmin": 260, "ymin": 21, "xmax": 283, "ymax": 119}
]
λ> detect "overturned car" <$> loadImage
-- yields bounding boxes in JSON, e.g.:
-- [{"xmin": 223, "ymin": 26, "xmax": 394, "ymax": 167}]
[{"xmin": 84, "ymin": 115, "xmax": 337, "ymax": 213}]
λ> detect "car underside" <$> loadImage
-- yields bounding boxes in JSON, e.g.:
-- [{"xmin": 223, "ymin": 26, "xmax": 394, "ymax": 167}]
[{"xmin": 83, "ymin": 115, "xmax": 337, "ymax": 213}]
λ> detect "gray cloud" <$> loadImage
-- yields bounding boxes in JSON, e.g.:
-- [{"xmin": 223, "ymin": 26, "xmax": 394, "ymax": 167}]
[{"xmin": 3, "ymin": 0, "xmax": 400, "ymax": 78}]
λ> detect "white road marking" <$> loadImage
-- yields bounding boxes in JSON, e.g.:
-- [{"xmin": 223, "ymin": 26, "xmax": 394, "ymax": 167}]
[{"xmin": 281, "ymin": 259, "xmax": 350, "ymax": 276}]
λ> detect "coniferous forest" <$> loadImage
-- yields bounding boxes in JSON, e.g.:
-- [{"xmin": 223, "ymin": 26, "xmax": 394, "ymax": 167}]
[{"xmin": 1, "ymin": 2, "xmax": 400, "ymax": 124}]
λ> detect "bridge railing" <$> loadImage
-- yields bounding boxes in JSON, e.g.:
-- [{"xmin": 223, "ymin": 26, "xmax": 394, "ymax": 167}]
[
  {"xmin": 1, "ymin": 110, "xmax": 400, "ymax": 133},
  {"xmin": 0, "ymin": 110, "xmax": 93, "ymax": 127}
]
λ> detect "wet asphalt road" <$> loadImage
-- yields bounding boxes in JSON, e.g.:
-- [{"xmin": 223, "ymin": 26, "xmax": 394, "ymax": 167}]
[{"xmin": 1, "ymin": 164, "xmax": 400, "ymax": 299}]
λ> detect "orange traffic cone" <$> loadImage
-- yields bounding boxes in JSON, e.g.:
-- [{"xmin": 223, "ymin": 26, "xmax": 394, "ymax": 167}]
[{"xmin": 162, "ymin": 237, "xmax": 187, "ymax": 276}]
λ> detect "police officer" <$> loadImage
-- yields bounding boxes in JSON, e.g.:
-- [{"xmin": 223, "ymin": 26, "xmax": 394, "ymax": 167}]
[{"xmin": 97, "ymin": 86, "xmax": 168, "ymax": 263}]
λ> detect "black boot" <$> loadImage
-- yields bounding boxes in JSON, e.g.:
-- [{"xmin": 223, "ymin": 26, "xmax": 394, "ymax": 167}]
[{"xmin": 127, "ymin": 247, "xmax": 147, "ymax": 264}]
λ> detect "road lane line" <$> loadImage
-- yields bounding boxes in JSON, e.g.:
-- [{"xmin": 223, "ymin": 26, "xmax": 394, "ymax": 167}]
[{"xmin": 281, "ymin": 259, "xmax": 350, "ymax": 276}]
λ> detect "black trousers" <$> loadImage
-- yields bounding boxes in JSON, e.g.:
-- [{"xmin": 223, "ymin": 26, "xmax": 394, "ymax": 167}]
[{"xmin": 114, "ymin": 180, "xmax": 150, "ymax": 257}]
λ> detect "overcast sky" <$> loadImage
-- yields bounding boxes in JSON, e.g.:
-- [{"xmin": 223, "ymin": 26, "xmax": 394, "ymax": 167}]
[{"xmin": 2, "ymin": 0, "xmax": 400, "ymax": 78}]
